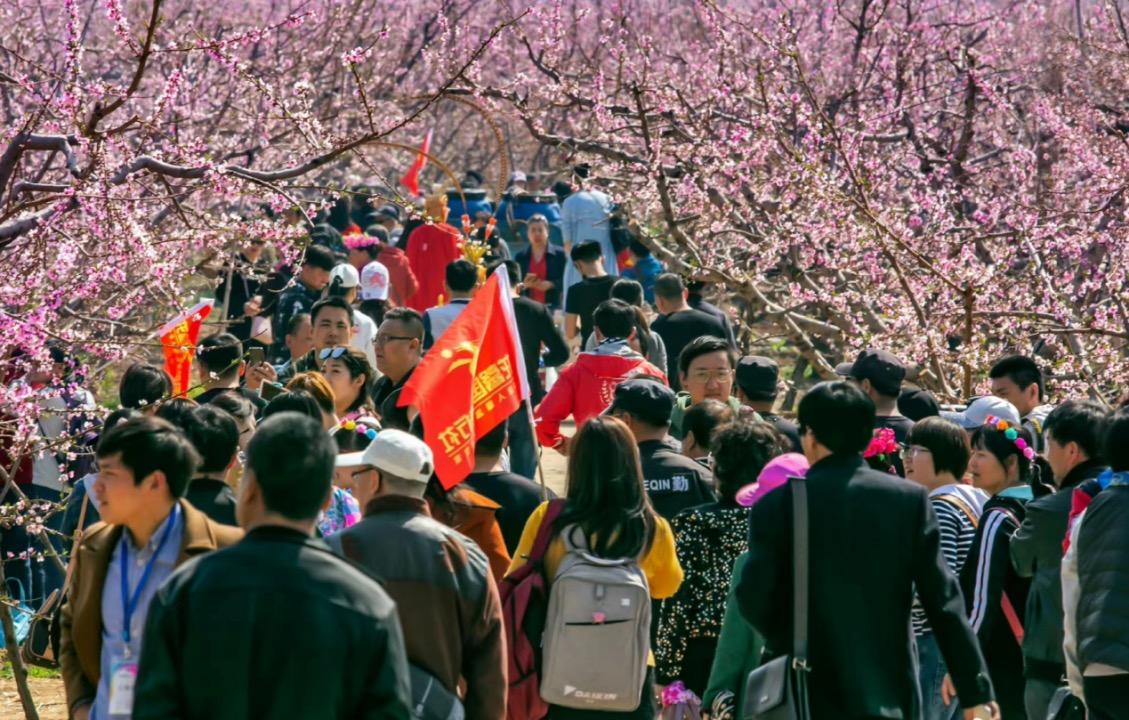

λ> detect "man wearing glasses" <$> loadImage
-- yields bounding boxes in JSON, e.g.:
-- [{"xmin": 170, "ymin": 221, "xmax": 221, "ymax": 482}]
[
  {"xmin": 669, "ymin": 336, "xmax": 745, "ymax": 441},
  {"xmin": 372, "ymin": 308, "xmax": 425, "ymax": 430}
]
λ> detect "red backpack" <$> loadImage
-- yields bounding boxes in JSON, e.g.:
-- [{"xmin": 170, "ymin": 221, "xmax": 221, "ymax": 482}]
[{"xmin": 498, "ymin": 499, "xmax": 565, "ymax": 720}]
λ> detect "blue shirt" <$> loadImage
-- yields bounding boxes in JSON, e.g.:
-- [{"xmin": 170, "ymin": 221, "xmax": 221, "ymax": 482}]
[
  {"xmin": 93, "ymin": 506, "xmax": 183, "ymax": 720},
  {"xmin": 623, "ymin": 255, "xmax": 665, "ymax": 304}
]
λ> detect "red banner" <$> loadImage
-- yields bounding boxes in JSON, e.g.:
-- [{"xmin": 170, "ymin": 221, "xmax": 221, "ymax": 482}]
[
  {"xmin": 398, "ymin": 268, "xmax": 529, "ymax": 488},
  {"xmin": 399, "ymin": 128, "xmax": 433, "ymax": 197},
  {"xmin": 159, "ymin": 300, "xmax": 214, "ymax": 396}
]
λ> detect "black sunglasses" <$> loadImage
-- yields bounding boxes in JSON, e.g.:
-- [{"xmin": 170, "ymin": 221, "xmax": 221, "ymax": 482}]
[{"xmin": 318, "ymin": 346, "xmax": 350, "ymax": 361}]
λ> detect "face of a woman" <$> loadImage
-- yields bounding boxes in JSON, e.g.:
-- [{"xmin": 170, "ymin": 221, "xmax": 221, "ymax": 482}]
[
  {"xmin": 905, "ymin": 445, "xmax": 938, "ymax": 489},
  {"xmin": 322, "ymin": 358, "xmax": 363, "ymax": 408},
  {"xmin": 969, "ymin": 446, "xmax": 1011, "ymax": 495}
]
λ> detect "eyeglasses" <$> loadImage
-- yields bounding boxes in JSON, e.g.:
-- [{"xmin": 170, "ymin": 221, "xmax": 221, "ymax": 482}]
[
  {"xmin": 374, "ymin": 334, "xmax": 416, "ymax": 347},
  {"xmin": 318, "ymin": 346, "xmax": 350, "ymax": 361},
  {"xmin": 687, "ymin": 369, "xmax": 736, "ymax": 384},
  {"xmin": 907, "ymin": 445, "xmax": 932, "ymax": 458},
  {"xmin": 350, "ymin": 467, "xmax": 376, "ymax": 482}
]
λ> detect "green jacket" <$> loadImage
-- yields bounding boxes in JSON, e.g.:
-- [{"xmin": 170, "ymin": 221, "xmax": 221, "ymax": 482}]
[
  {"xmin": 669, "ymin": 394, "xmax": 749, "ymax": 440},
  {"xmin": 703, "ymin": 553, "xmax": 765, "ymax": 714}
]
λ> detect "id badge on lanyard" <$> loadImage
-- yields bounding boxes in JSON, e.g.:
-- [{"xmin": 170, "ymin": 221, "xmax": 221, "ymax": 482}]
[{"xmin": 111, "ymin": 504, "xmax": 179, "ymax": 717}]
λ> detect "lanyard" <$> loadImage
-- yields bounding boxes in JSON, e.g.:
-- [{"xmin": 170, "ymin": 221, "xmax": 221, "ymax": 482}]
[{"xmin": 120, "ymin": 504, "xmax": 179, "ymax": 648}]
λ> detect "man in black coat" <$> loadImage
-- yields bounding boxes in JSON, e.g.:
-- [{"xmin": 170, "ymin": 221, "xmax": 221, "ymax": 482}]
[
  {"xmin": 738, "ymin": 381, "xmax": 997, "ymax": 720},
  {"xmin": 514, "ymin": 214, "xmax": 567, "ymax": 311},
  {"xmin": 1010, "ymin": 400, "xmax": 1107, "ymax": 718},
  {"xmin": 134, "ymin": 413, "xmax": 412, "ymax": 720}
]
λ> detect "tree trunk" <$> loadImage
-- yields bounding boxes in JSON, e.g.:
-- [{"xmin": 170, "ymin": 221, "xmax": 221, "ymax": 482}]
[{"xmin": 0, "ymin": 560, "xmax": 41, "ymax": 720}]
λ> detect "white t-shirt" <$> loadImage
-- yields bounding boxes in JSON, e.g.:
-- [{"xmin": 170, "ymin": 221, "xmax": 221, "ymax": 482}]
[{"xmin": 351, "ymin": 309, "xmax": 378, "ymax": 368}]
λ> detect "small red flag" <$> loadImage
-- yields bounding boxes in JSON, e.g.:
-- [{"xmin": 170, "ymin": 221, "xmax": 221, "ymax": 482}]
[
  {"xmin": 399, "ymin": 129, "xmax": 433, "ymax": 197},
  {"xmin": 398, "ymin": 267, "xmax": 530, "ymax": 488},
  {"xmin": 159, "ymin": 299, "xmax": 214, "ymax": 396}
]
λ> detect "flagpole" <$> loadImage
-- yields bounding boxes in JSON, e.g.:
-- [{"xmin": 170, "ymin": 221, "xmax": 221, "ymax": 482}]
[{"xmin": 527, "ymin": 399, "xmax": 550, "ymax": 501}]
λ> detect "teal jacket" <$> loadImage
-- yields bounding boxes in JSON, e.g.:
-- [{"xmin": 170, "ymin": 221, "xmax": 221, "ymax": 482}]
[
  {"xmin": 669, "ymin": 394, "xmax": 747, "ymax": 440},
  {"xmin": 703, "ymin": 553, "xmax": 764, "ymax": 714}
]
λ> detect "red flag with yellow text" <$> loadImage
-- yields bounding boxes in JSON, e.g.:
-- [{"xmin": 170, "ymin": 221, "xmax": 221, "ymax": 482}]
[
  {"xmin": 398, "ymin": 267, "xmax": 529, "ymax": 488},
  {"xmin": 159, "ymin": 299, "xmax": 214, "ymax": 396}
]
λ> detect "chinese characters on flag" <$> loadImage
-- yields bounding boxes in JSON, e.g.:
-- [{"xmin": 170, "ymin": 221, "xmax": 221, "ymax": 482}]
[
  {"xmin": 159, "ymin": 299, "xmax": 214, "ymax": 396},
  {"xmin": 398, "ymin": 267, "xmax": 529, "ymax": 488}
]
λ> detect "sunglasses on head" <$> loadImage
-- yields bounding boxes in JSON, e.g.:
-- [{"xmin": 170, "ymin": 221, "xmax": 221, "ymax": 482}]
[{"xmin": 318, "ymin": 346, "xmax": 350, "ymax": 361}]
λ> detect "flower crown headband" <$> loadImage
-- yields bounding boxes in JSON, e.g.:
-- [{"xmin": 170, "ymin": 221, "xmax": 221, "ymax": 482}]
[
  {"xmin": 984, "ymin": 415, "xmax": 1035, "ymax": 460},
  {"xmin": 342, "ymin": 234, "xmax": 381, "ymax": 250}
]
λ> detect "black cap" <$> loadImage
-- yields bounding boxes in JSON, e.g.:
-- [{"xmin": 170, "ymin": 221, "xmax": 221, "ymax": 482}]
[
  {"xmin": 736, "ymin": 355, "xmax": 779, "ymax": 401},
  {"xmin": 606, "ymin": 378, "xmax": 676, "ymax": 426},
  {"xmin": 835, "ymin": 349, "xmax": 906, "ymax": 396},
  {"xmin": 897, "ymin": 388, "xmax": 940, "ymax": 421},
  {"xmin": 375, "ymin": 204, "xmax": 401, "ymax": 221}
]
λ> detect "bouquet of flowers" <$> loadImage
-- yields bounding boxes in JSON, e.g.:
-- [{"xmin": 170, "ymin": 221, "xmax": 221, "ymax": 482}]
[
  {"xmin": 864, "ymin": 427, "xmax": 900, "ymax": 474},
  {"xmin": 660, "ymin": 682, "xmax": 702, "ymax": 720}
]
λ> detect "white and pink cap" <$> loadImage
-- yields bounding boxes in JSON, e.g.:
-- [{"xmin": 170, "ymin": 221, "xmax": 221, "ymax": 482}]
[{"xmin": 359, "ymin": 260, "xmax": 390, "ymax": 301}]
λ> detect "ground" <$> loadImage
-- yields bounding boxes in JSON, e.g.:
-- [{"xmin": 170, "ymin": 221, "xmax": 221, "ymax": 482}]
[{"xmin": 0, "ymin": 427, "xmax": 571, "ymax": 719}]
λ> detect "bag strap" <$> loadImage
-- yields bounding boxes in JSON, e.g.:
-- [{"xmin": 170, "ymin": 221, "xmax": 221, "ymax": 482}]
[
  {"xmin": 59, "ymin": 494, "xmax": 90, "ymax": 596},
  {"xmin": 528, "ymin": 499, "xmax": 566, "ymax": 565},
  {"xmin": 936, "ymin": 493, "xmax": 980, "ymax": 529},
  {"xmin": 791, "ymin": 476, "xmax": 810, "ymax": 669},
  {"xmin": 1000, "ymin": 592, "xmax": 1025, "ymax": 645}
]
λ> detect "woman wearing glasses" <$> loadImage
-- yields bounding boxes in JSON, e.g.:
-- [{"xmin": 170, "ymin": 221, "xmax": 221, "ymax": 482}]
[{"xmin": 319, "ymin": 346, "xmax": 379, "ymax": 425}]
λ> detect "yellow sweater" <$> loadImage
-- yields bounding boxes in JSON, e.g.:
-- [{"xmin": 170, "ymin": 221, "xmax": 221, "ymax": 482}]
[{"xmin": 505, "ymin": 501, "xmax": 684, "ymax": 599}]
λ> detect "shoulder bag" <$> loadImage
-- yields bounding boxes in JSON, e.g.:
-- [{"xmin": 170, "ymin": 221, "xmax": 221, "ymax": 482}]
[{"xmin": 742, "ymin": 476, "xmax": 811, "ymax": 720}]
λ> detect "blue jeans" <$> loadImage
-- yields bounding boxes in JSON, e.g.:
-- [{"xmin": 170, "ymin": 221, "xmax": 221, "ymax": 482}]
[
  {"xmin": 918, "ymin": 632, "xmax": 959, "ymax": 720},
  {"xmin": 508, "ymin": 403, "xmax": 538, "ymax": 481},
  {"xmin": 2, "ymin": 485, "xmax": 65, "ymax": 606}
]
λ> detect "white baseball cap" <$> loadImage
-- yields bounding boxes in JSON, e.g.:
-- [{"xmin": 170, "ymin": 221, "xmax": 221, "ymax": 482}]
[
  {"xmin": 942, "ymin": 396, "xmax": 1021, "ymax": 429},
  {"xmin": 335, "ymin": 428, "xmax": 434, "ymax": 484},
  {"xmin": 329, "ymin": 263, "xmax": 360, "ymax": 289},
  {"xmin": 359, "ymin": 261, "xmax": 390, "ymax": 301}
]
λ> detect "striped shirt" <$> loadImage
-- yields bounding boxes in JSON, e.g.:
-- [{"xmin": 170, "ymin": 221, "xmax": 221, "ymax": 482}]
[{"xmin": 912, "ymin": 492, "xmax": 980, "ymax": 636}]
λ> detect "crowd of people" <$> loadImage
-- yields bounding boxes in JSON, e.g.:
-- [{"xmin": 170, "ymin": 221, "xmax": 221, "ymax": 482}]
[{"xmin": 2, "ymin": 168, "xmax": 1128, "ymax": 720}]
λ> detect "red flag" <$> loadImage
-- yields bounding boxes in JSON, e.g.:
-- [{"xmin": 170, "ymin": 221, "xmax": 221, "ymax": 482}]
[
  {"xmin": 398, "ymin": 267, "xmax": 530, "ymax": 488},
  {"xmin": 399, "ymin": 129, "xmax": 433, "ymax": 197},
  {"xmin": 159, "ymin": 299, "xmax": 214, "ymax": 396}
]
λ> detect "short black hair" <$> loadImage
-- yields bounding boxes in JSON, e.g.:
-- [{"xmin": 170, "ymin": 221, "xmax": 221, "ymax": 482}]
[
  {"xmin": 446, "ymin": 259, "xmax": 479, "ymax": 293},
  {"xmin": 679, "ymin": 336, "xmax": 736, "ymax": 377},
  {"xmin": 310, "ymin": 296, "xmax": 354, "ymax": 326},
  {"xmin": 907, "ymin": 417, "xmax": 971, "ymax": 479},
  {"xmin": 154, "ymin": 397, "xmax": 199, "ymax": 433},
  {"xmin": 184, "ymin": 404, "xmax": 240, "ymax": 474},
  {"xmin": 208, "ymin": 390, "xmax": 254, "ymax": 422},
  {"xmin": 1103, "ymin": 407, "xmax": 1129, "ymax": 471},
  {"xmin": 1044, "ymin": 400, "xmax": 1107, "ymax": 461},
  {"xmin": 475, "ymin": 419, "xmax": 508, "ymax": 457},
  {"xmin": 711, "ymin": 419, "xmax": 787, "ymax": 503},
  {"xmin": 594, "ymin": 299, "xmax": 636, "ymax": 340},
  {"xmin": 989, "ymin": 354, "xmax": 1045, "ymax": 400},
  {"xmin": 119, "ymin": 363, "xmax": 172, "ymax": 410},
  {"xmin": 797, "ymin": 381, "xmax": 876, "ymax": 455},
  {"xmin": 96, "ymin": 416, "xmax": 200, "ymax": 497},
  {"xmin": 570, "ymin": 240, "xmax": 603, "ymax": 263},
  {"xmin": 303, "ymin": 243, "xmax": 337, "ymax": 272},
  {"xmin": 286, "ymin": 312, "xmax": 311, "ymax": 337},
  {"xmin": 683, "ymin": 399, "xmax": 735, "ymax": 451},
  {"xmin": 382, "ymin": 307, "xmax": 424, "ymax": 341},
  {"xmin": 364, "ymin": 225, "xmax": 390, "ymax": 244},
  {"xmin": 611, "ymin": 279, "xmax": 644, "ymax": 307},
  {"xmin": 262, "ymin": 390, "xmax": 323, "ymax": 422},
  {"xmin": 628, "ymin": 238, "xmax": 651, "ymax": 258},
  {"xmin": 246, "ymin": 412, "xmax": 335, "ymax": 521},
  {"xmin": 653, "ymin": 273, "xmax": 685, "ymax": 301},
  {"xmin": 196, "ymin": 333, "xmax": 243, "ymax": 378}
]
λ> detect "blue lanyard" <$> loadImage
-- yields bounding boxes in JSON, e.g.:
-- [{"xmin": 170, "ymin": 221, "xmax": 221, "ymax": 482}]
[{"xmin": 120, "ymin": 505, "xmax": 179, "ymax": 647}]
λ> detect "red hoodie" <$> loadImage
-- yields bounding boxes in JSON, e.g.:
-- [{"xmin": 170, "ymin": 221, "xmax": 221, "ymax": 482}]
[
  {"xmin": 405, "ymin": 222, "xmax": 461, "ymax": 311},
  {"xmin": 534, "ymin": 345, "xmax": 667, "ymax": 449}
]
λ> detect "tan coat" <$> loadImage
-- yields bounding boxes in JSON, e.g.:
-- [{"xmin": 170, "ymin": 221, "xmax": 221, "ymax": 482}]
[{"xmin": 59, "ymin": 499, "xmax": 243, "ymax": 715}]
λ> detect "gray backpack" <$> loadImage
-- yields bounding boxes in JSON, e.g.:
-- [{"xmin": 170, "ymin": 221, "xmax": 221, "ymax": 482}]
[{"xmin": 539, "ymin": 525, "xmax": 651, "ymax": 712}]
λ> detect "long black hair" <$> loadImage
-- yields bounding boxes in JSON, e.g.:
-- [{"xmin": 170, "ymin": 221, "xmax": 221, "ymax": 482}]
[{"xmin": 555, "ymin": 416, "xmax": 657, "ymax": 558}]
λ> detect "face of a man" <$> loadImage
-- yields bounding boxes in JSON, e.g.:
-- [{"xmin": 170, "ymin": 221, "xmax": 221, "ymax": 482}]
[
  {"xmin": 286, "ymin": 316, "xmax": 314, "ymax": 359},
  {"xmin": 680, "ymin": 351, "xmax": 735, "ymax": 405},
  {"xmin": 244, "ymin": 239, "xmax": 266, "ymax": 261},
  {"xmin": 1044, "ymin": 430, "xmax": 1078, "ymax": 485},
  {"xmin": 528, "ymin": 223, "xmax": 549, "ymax": 250},
  {"xmin": 300, "ymin": 265, "xmax": 331, "ymax": 292},
  {"xmin": 990, "ymin": 376, "xmax": 1038, "ymax": 418},
  {"xmin": 312, "ymin": 307, "xmax": 353, "ymax": 351},
  {"xmin": 94, "ymin": 453, "xmax": 154, "ymax": 526},
  {"xmin": 374, "ymin": 320, "xmax": 421, "ymax": 380}
]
